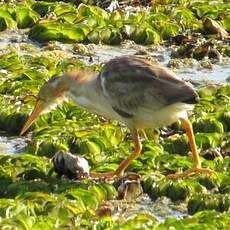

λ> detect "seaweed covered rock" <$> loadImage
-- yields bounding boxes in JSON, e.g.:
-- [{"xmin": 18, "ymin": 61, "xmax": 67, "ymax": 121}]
[
  {"xmin": 4, "ymin": 181, "xmax": 52, "ymax": 198},
  {"xmin": 193, "ymin": 117, "xmax": 224, "ymax": 134},
  {"xmin": 143, "ymin": 175, "xmax": 207, "ymax": 201},
  {"xmin": 114, "ymin": 173, "xmax": 143, "ymax": 200},
  {"xmin": 158, "ymin": 210, "xmax": 230, "ymax": 229},
  {"xmin": 203, "ymin": 18, "xmax": 229, "ymax": 40},
  {"xmin": 188, "ymin": 194, "xmax": 230, "ymax": 214},
  {"xmin": 0, "ymin": 9, "xmax": 17, "ymax": 31},
  {"xmin": 0, "ymin": 112, "xmax": 28, "ymax": 135}
]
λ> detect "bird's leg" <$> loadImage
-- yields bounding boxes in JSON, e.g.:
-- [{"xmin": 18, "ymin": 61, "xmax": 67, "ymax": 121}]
[
  {"xmin": 167, "ymin": 118, "xmax": 215, "ymax": 179},
  {"xmin": 89, "ymin": 129, "xmax": 142, "ymax": 179},
  {"xmin": 115, "ymin": 129, "xmax": 142, "ymax": 177}
]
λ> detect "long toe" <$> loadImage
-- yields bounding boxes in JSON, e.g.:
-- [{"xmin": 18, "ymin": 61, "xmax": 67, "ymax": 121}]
[
  {"xmin": 89, "ymin": 171, "xmax": 122, "ymax": 180},
  {"xmin": 193, "ymin": 167, "xmax": 216, "ymax": 176},
  {"xmin": 166, "ymin": 167, "xmax": 216, "ymax": 180},
  {"xmin": 89, "ymin": 170, "xmax": 139, "ymax": 180}
]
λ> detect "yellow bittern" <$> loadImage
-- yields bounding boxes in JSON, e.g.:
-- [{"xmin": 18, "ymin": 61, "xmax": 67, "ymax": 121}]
[{"xmin": 20, "ymin": 56, "xmax": 214, "ymax": 179}]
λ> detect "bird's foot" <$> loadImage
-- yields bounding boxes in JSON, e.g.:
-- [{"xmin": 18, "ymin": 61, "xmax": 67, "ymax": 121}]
[
  {"xmin": 89, "ymin": 171, "xmax": 118, "ymax": 179},
  {"xmin": 166, "ymin": 167, "xmax": 216, "ymax": 180},
  {"xmin": 89, "ymin": 170, "xmax": 140, "ymax": 180},
  {"xmin": 89, "ymin": 169, "xmax": 126, "ymax": 180}
]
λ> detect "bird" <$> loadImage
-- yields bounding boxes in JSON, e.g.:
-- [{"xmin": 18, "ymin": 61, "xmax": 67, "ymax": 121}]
[{"xmin": 20, "ymin": 56, "xmax": 214, "ymax": 179}]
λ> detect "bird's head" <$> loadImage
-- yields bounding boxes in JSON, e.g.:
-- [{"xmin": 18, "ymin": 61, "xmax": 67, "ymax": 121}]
[{"xmin": 20, "ymin": 75, "xmax": 69, "ymax": 135}]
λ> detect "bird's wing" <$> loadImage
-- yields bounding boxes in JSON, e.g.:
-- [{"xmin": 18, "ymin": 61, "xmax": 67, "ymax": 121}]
[{"xmin": 98, "ymin": 56, "xmax": 197, "ymax": 117}]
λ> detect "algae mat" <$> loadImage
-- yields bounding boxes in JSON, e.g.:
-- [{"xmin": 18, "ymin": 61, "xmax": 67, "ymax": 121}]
[{"xmin": 0, "ymin": 0, "xmax": 230, "ymax": 229}]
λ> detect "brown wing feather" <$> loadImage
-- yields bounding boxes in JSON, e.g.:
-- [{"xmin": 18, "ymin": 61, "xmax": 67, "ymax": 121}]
[{"xmin": 99, "ymin": 56, "xmax": 197, "ymax": 116}]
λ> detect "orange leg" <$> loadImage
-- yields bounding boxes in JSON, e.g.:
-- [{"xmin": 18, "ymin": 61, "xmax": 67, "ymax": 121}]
[
  {"xmin": 90, "ymin": 129, "xmax": 141, "ymax": 179},
  {"xmin": 167, "ymin": 118, "xmax": 215, "ymax": 179}
]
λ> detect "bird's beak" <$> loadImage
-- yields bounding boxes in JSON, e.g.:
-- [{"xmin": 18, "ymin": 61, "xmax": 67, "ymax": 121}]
[{"xmin": 20, "ymin": 100, "xmax": 44, "ymax": 135}]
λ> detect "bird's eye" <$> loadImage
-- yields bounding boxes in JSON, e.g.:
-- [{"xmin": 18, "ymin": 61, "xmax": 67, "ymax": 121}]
[{"xmin": 48, "ymin": 76, "xmax": 59, "ymax": 83}]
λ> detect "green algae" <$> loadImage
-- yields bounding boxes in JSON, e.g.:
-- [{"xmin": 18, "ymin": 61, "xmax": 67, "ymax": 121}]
[
  {"xmin": 0, "ymin": 0, "xmax": 229, "ymax": 229},
  {"xmin": 1, "ymin": 1, "xmax": 229, "ymax": 44},
  {"xmin": 188, "ymin": 194, "xmax": 230, "ymax": 215},
  {"xmin": 0, "ymin": 153, "xmax": 119, "ymax": 228}
]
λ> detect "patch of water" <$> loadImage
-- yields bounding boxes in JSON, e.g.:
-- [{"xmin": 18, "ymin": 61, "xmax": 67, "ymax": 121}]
[
  {"xmin": 0, "ymin": 135, "xmax": 29, "ymax": 154},
  {"xmin": 71, "ymin": 44, "xmax": 139, "ymax": 66},
  {"xmin": 109, "ymin": 195, "xmax": 187, "ymax": 222},
  {"xmin": 0, "ymin": 29, "xmax": 40, "ymax": 54},
  {"xmin": 176, "ymin": 58, "xmax": 230, "ymax": 84}
]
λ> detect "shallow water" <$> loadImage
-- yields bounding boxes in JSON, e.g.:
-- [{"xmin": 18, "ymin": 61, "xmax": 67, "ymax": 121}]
[
  {"xmin": 0, "ymin": 135, "xmax": 29, "ymax": 154},
  {"xmin": 176, "ymin": 59, "xmax": 230, "ymax": 84},
  {"xmin": 109, "ymin": 195, "xmax": 187, "ymax": 222}
]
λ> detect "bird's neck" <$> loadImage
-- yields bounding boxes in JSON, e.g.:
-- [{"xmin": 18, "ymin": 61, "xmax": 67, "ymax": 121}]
[
  {"xmin": 65, "ymin": 73, "xmax": 102, "ymax": 111},
  {"xmin": 63, "ymin": 71, "xmax": 122, "ymax": 120}
]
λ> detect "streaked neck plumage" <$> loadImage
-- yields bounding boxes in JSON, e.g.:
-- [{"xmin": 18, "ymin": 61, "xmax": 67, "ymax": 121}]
[
  {"xmin": 63, "ymin": 71, "xmax": 114, "ymax": 118},
  {"xmin": 62, "ymin": 71, "xmax": 122, "ymax": 121}
]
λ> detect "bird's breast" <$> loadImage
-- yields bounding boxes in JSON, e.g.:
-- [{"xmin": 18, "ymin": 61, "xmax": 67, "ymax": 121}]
[{"xmin": 132, "ymin": 102, "xmax": 193, "ymax": 129}]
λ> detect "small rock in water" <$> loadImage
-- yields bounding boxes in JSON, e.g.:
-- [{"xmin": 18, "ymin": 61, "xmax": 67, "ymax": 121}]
[
  {"xmin": 200, "ymin": 147, "xmax": 223, "ymax": 160},
  {"xmin": 114, "ymin": 173, "xmax": 143, "ymax": 201},
  {"xmin": 52, "ymin": 150, "xmax": 89, "ymax": 180},
  {"xmin": 203, "ymin": 18, "xmax": 229, "ymax": 40}
]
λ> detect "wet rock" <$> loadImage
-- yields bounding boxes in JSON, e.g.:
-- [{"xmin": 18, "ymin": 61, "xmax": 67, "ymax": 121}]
[
  {"xmin": 52, "ymin": 150, "xmax": 89, "ymax": 180},
  {"xmin": 167, "ymin": 58, "xmax": 197, "ymax": 68},
  {"xmin": 192, "ymin": 41, "xmax": 221, "ymax": 61},
  {"xmin": 96, "ymin": 205, "xmax": 112, "ymax": 217},
  {"xmin": 171, "ymin": 34, "xmax": 191, "ymax": 45},
  {"xmin": 134, "ymin": 50, "xmax": 149, "ymax": 56},
  {"xmin": 105, "ymin": 0, "xmax": 120, "ymax": 12},
  {"xmin": 5, "ymin": 181, "xmax": 51, "ymax": 198},
  {"xmin": 220, "ymin": 111, "xmax": 230, "ymax": 132},
  {"xmin": 44, "ymin": 41, "xmax": 64, "ymax": 51},
  {"xmin": 192, "ymin": 43, "xmax": 212, "ymax": 60},
  {"xmin": 203, "ymin": 18, "xmax": 229, "ymax": 40},
  {"xmin": 114, "ymin": 173, "xmax": 143, "ymax": 201},
  {"xmin": 200, "ymin": 60, "xmax": 213, "ymax": 69},
  {"xmin": 200, "ymin": 148, "xmax": 223, "ymax": 160},
  {"xmin": 17, "ymin": 169, "xmax": 47, "ymax": 180},
  {"xmin": 73, "ymin": 44, "xmax": 93, "ymax": 56},
  {"xmin": 95, "ymin": 0, "xmax": 152, "ymax": 12},
  {"xmin": 208, "ymin": 48, "xmax": 222, "ymax": 61},
  {"xmin": 188, "ymin": 194, "xmax": 230, "ymax": 215},
  {"xmin": 193, "ymin": 117, "xmax": 224, "ymax": 134}
]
